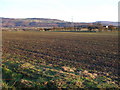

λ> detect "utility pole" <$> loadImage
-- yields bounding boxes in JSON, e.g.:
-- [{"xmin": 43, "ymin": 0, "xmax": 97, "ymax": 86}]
[{"xmin": 71, "ymin": 16, "xmax": 74, "ymax": 30}]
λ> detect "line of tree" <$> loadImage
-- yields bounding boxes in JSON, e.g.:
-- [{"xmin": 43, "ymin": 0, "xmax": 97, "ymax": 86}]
[
  {"xmin": 2, "ymin": 23, "xmax": 118, "ymax": 32},
  {"xmin": 87, "ymin": 23, "xmax": 117, "ymax": 32}
]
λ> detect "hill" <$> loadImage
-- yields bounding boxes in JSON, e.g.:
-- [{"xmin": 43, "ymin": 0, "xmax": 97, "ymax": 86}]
[
  {"xmin": 96, "ymin": 21, "xmax": 118, "ymax": 26},
  {"xmin": 1, "ymin": 17, "xmax": 118, "ymax": 28},
  {"xmin": 1, "ymin": 18, "xmax": 92, "ymax": 28}
]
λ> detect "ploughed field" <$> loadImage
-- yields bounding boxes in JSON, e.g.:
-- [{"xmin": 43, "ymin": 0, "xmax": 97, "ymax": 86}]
[{"xmin": 2, "ymin": 31, "xmax": 119, "ymax": 88}]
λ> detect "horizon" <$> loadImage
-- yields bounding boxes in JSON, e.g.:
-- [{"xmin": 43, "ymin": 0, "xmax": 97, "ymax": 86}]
[
  {"xmin": 1, "ymin": 17, "xmax": 119, "ymax": 23},
  {"xmin": 0, "ymin": 0, "xmax": 119, "ymax": 22}
]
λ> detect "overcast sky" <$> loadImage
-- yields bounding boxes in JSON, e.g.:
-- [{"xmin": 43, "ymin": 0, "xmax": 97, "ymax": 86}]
[{"xmin": 0, "ymin": 0, "xmax": 119, "ymax": 22}]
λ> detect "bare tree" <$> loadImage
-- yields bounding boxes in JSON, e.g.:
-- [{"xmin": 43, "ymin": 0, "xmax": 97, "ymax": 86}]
[
  {"xmin": 93, "ymin": 22, "xmax": 103, "ymax": 32},
  {"xmin": 108, "ymin": 25, "xmax": 115, "ymax": 31}
]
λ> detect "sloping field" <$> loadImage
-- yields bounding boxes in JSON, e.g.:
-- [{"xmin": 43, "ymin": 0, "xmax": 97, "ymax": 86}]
[{"xmin": 2, "ymin": 31, "xmax": 119, "ymax": 88}]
